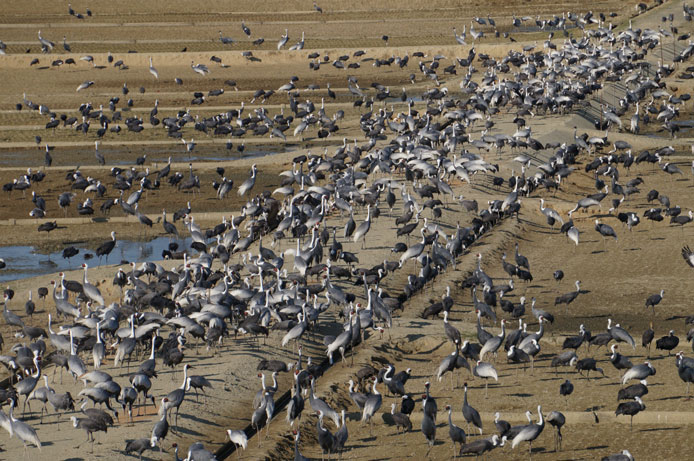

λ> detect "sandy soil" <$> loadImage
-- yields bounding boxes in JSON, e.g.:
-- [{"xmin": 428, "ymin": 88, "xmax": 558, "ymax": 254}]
[{"xmin": 1, "ymin": 0, "xmax": 694, "ymax": 461}]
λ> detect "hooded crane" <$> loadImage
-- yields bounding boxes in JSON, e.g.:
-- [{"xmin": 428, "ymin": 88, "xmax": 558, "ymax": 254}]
[
  {"xmin": 151, "ymin": 397, "xmax": 169, "ymax": 452},
  {"xmin": 95, "ymin": 231, "xmax": 116, "ymax": 263},
  {"xmin": 555, "ymin": 281, "xmax": 580, "ymax": 310},
  {"xmin": 547, "ymin": 411, "xmax": 565, "ymax": 451},
  {"xmin": 462, "ymin": 383, "xmax": 482, "ymax": 434},
  {"xmin": 446, "ymin": 405, "xmax": 466, "ymax": 456},
  {"xmin": 595, "ymin": 219, "xmax": 618, "ymax": 247},
  {"xmin": 645, "ymin": 289, "xmax": 664, "ymax": 313},
  {"xmin": 615, "ymin": 396, "xmax": 645, "ymax": 429},
  {"xmin": 610, "ymin": 345, "xmax": 633, "ymax": 372},
  {"xmin": 421, "ymin": 395, "xmax": 436, "ymax": 456},
  {"xmin": 655, "ymin": 330, "xmax": 679, "ymax": 355},
  {"xmin": 390, "ymin": 403, "xmax": 411, "ymax": 434},
  {"xmin": 460, "ymin": 434, "xmax": 501, "ymax": 458}
]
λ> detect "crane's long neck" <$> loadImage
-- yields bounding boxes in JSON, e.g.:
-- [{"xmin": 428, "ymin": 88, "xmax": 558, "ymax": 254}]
[
  {"xmin": 180, "ymin": 366, "xmax": 188, "ymax": 390},
  {"xmin": 32, "ymin": 356, "xmax": 41, "ymax": 378},
  {"xmin": 260, "ymin": 374, "xmax": 267, "ymax": 390},
  {"xmin": 70, "ymin": 331, "xmax": 76, "ymax": 356},
  {"xmin": 149, "ymin": 335, "xmax": 156, "ymax": 359}
]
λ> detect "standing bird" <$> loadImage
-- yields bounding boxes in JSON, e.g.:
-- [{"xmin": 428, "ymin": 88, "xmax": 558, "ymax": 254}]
[
  {"xmin": 226, "ymin": 429, "xmax": 248, "ymax": 458},
  {"xmin": 615, "ymin": 396, "xmax": 645, "ymax": 429},
  {"xmin": 555, "ymin": 281, "xmax": 581, "ymax": 310},
  {"xmin": 421, "ymin": 395, "xmax": 436, "ymax": 456},
  {"xmin": 608, "ymin": 319, "xmax": 636, "ymax": 350},
  {"xmin": 462, "ymin": 383, "xmax": 482, "ymax": 434},
  {"xmin": 480, "ymin": 319, "xmax": 506, "ymax": 361},
  {"xmin": 361, "ymin": 379, "xmax": 382, "ymax": 435},
  {"xmin": 161, "ymin": 364, "xmax": 190, "ymax": 432},
  {"xmin": 316, "ymin": 410, "xmax": 336, "ymax": 460},
  {"xmin": 595, "ymin": 219, "xmax": 618, "ymax": 247},
  {"xmin": 352, "ymin": 204, "xmax": 372, "ymax": 249},
  {"xmin": 511, "ymin": 405, "xmax": 544, "ymax": 454},
  {"xmin": 446, "ymin": 405, "xmax": 466, "ymax": 456},
  {"xmin": 24, "ymin": 291, "xmax": 35, "ymax": 318},
  {"xmin": 70, "ymin": 416, "xmax": 107, "ymax": 453},
  {"xmin": 642, "ymin": 322, "xmax": 655, "ymax": 356},
  {"xmin": 547, "ymin": 411, "xmax": 565, "ymax": 452},
  {"xmin": 149, "ymin": 57, "xmax": 158, "ymax": 79},
  {"xmin": 655, "ymin": 330, "xmax": 679, "ymax": 355},
  {"xmin": 645, "ymin": 290, "xmax": 664, "ymax": 313},
  {"xmin": 94, "ymin": 140, "xmax": 105, "ymax": 165},
  {"xmin": 151, "ymin": 398, "xmax": 170, "ymax": 452},
  {"xmin": 8, "ymin": 399, "xmax": 42, "ymax": 452},
  {"xmin": 473, "ymin": 361, "xmax": 498, "ymax": 396},
  {"xmin": 622, "ymin": 362, "xmax": 656, "ymax": 385},
  {"xmin": 238, "ymin": 164, "xmax": 257, "ymax": 196},
  {"xmin": 334, "ymin": 409, "xmax": 348, "ymax": 457},
  {"xmin": 390, "ymin": 403, "xmax": 411, "ymax": 434},
  {"xmin": 559, "ymin": 380, "xmax": 573, "ymax": 405},
  {"xmin": 95, "ymin": 231, "xmax": 116, "ymax": 263},
  {"xmin": 610, "ymin": 345, "xmax": 634, "ymax": 372},
  {"xmin": 162, "ymin": 210, "xmax": 179, "ymax": 239}
]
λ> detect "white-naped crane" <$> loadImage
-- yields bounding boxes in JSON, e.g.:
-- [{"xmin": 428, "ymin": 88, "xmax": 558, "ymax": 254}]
[
  {"xmin": 8, "ymin": 399, "xmax": 41, "ymax": 453},
  {"xmin": 622, "ymin": 361, "xmax": 656, "ymax": 385},
  {"xmin": 148, "ymin": 57, "xmax": 158, "ymax": 79},
  {"xmin": 511, "ymin": 404, "xmax": 545, "ymax": 455},
  {"xmin": 226, "ymin": 429, "xmax": 248, "ymax": 459},
  {"xmin": 309, "ymin": 377, "xmax": 340, "ymax": 427},
  {"xmin": 361, "ymin": 379, "xmax": 382, "ymax": 435},
  {"xmin": 608, "ymin": 319, "xmax": 636, "ymax": 350},
  {"xmin": 473, "ymin": 361, "xmax": 498, "ymax": 396}
]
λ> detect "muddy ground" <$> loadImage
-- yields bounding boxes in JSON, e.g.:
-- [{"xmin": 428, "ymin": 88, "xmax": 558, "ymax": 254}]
[{"xmin": 1, "ymin": 1, "xmax": 694, "ymax": 460}]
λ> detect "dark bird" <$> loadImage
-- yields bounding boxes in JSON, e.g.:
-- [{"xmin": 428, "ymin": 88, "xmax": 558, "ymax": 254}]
[
  {"xmin": 615, "ymin": 396, "xmax": 645, "ymax": 429},
  {"xmin": 655, "ymin": 330, "xmax": 679, "ymax": 355},
  {"xmin": 618, "ymin": 381, "xmax": 649, "ymax": 401},
  {"xmin": 645, "ymin": 289, "xmax": 664, "ymax": 313},
  {"xmin": 559, "ymin": 379, "xmax": 573, "ymax": 403}
]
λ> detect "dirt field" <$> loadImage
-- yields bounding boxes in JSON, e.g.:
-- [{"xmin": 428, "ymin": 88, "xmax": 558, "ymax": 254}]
[{"xmin": 1, "ymin": 0, "xmax": 694, "ymax": 460}]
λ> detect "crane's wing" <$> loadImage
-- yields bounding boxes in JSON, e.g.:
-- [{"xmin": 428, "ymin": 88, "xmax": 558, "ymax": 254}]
[{"xmin": 682, "ymin": 245, "xmax": 694, "ymax": 268}]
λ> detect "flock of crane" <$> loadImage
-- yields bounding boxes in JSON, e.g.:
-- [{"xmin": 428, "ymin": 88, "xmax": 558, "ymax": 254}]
[{"xmin": 1, "ymin": 0, "xmax": 694, "ymax": 460}]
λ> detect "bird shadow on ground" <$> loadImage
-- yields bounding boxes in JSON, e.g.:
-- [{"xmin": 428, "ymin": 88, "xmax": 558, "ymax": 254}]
[
  {"xmin": 585, "ymin": 445, "xmax": 609, "ymax": 450},
  {"xmin": 640, "ymin": 426, "xmax": 681, "ymax": 432},
  {"xmin": 509, "ymin": 392, "xmax": 533, "ymax": 398},
  {"xmin": 653, "ymin": 395, "xmax": 682, "ymax": 401}
]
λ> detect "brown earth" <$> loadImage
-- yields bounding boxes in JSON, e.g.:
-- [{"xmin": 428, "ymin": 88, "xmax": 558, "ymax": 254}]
[{"xmin": 1, "ymin": 1, "xmax": 694, "ymax": 461}]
